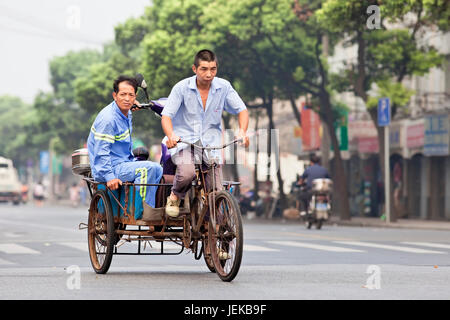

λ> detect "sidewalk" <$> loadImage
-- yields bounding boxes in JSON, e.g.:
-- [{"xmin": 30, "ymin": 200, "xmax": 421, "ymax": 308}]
[
  {"xmin": 244, "ymin": 212, "xmax": 450, "ymax": 231},
  {"xmin": 328, "ymin": 216, "xmax": 450, "ymax": 231}
]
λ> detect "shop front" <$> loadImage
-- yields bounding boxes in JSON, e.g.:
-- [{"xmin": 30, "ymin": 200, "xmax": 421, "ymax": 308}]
[{"xmin": 424, "ymin": 113, "xmax": 449, "ymax": 220}]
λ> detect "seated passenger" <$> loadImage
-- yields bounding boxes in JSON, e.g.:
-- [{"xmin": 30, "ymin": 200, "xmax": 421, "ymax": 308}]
[{"xmin": 87, "ymin": 75, "xmax": 163, "ymax": 209}]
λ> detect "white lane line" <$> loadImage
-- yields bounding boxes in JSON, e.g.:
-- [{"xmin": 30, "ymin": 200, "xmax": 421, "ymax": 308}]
[
  {"xmin": 401, "ymin": 242, "xmax": 450, "ymax": 250},
  {"xmin": 244, "ymin": 244, "xmax": 280, "ymax": 252},
  {"xmin": 0, "ymin": 258, "xmax": 15, "ymax": 265},
  {"xmin": 59, "ymin": 241, "xmax": 183, "ymax": 253},
  {"xmin": 334, "ymin": 241, "xmax": 446, "ymax": 254},
  {"xmin": 60, "ymin": 242, "xmax": 89, "ymax": 252},
  {"xmin": 266, "ymin": 241, "xmax": 365, "ymax": 253},
  {"xmin": 0, "ymin": 243, "xmax": 41, "ymax": 254},
  {"xmin": 116, "ymin": 241, "xmax": 183, "ymax": 252},
  {"xmin": 3, "ymin": 232, "xmax": 23, "ymax": 238}
]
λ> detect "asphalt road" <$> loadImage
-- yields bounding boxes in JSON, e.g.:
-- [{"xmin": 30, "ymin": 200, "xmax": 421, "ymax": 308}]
[{"xmin": 0, "ymin": 203, "xmax": 449, "ymax": 300}]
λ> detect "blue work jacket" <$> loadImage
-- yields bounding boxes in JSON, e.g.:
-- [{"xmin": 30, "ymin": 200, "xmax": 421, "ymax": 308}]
[{"xmin": 87, "ymin": 101, "xmax": 134, "ymax": 182}]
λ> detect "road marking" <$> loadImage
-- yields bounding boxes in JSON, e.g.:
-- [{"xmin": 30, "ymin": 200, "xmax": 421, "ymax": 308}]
[
  {"xmin": 3, "ymin": 232, "xmax": 24, "ymax": 238},
  {"xmin": 58, "ymin": 241, "xmax": 184, "ymax": 253},
  {"xmin": 401, "ymin": 242, "xmax": 450, "ymax": 250},
  {"xmin": 60, "ymin": 242, "xmax": 89, "ymax": 252},
  {"xmin": 244, "ymin": 244, "xmax": 280, "ymax": 252},
  {"xmin": 0, "ymin": 218, "xmax": 78, "ymax": 234},
  {"xmin": 116, "ymin": 241, "xmax": 183, "ymax": 252},
  {"xmin": 0, "ymin": 258, "xmax": 15, "ymax": 265},
  {"xmin": 334, "ymin": 241, "xmax": 446, "ymax": 254},
  {"xmin": 266, "ymin": 241, "xmax": 365, "ymax": 253},
  {"xmin": 0, "ymin": 243, "xmax": 40, "ymax": 254},
  {"xmin": 252, "ymin": 230, "xmax": 353, "ymax": 241}
]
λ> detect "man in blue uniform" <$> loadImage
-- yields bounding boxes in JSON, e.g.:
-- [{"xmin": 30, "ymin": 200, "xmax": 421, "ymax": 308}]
[{"xmin": 87, "ymin": 75, "xmax": 163, "ymax": 209}]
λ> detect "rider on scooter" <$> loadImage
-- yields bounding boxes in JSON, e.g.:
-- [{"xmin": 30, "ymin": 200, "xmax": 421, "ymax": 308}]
[{"xmin": 297, "ymin": 154, "xmax": 330, "ymax": 216}]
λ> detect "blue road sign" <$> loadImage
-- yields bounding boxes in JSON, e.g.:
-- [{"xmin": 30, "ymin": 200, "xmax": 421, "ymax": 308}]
[
  {"xmin": 39, "ymin": 151, "xmax": 49, "ymax": 174},
  {"xmin": 378, "ymin": 97, "xmax": 390, "ymax": 126}
]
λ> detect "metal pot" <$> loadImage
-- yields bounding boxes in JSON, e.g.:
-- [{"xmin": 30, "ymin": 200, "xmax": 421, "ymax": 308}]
[{"xmin": 72, "ymin": 148, "xmax": 91, "ymax": 176}]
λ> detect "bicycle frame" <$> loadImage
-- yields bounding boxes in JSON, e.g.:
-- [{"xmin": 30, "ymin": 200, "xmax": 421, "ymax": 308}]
[{"xmin": 176, "ymin": 139, "xmax": 243, "ymax": 236}]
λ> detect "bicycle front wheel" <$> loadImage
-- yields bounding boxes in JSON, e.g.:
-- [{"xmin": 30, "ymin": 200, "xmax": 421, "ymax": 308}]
[{"xmin": 208, "ymin": 190, "xmax": 243, "ymax": 282}]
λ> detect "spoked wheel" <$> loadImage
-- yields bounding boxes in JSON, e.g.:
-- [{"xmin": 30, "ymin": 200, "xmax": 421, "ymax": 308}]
[
  {"xmin": 208, "ymin": 190, "xmax": 243, "ymax": 282},
  {"xmin": 88, "ymin": 189, "xmax": 115, "ymax": 274}
]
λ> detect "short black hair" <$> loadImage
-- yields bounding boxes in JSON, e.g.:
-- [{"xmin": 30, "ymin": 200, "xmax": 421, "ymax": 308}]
[
  {"xmin": 193, "ymin": 49, "xmax": 218, "ymax": 68},
  {"xmin": 310, "ymin": 154, "xmax": 320, "ymax": 164},
  {"xmin": 113, "ymin": 75, "xmax": 138, "ymax": 93}
]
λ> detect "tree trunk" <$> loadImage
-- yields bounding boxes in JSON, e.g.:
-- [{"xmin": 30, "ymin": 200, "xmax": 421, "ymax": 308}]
[
  {"xmin": 253, "ymin": 110, "xmax": 260, "ymax": 200},
  {"xmin": 266, "ymin": 93, "xmax": 286, "ymax": 213},
  {"xmin": 320, "ymin": 94, "xmax": 351, "ymax": 220}
]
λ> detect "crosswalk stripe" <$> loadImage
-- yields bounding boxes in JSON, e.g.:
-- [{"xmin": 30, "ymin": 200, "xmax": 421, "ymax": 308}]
[
  {"xmin": 401, "ymin": 242, "xmax": 450, "ymax": 250},
  {"xmin": 244, "ymin": 244, "xmax": 280, "ymax": 252},
  {"xmin": 333, "ymin": 241, "xmax": 446, "ymax": 254},
  {"xmin": 266, "ymin": 241, "xmax": 365, "ymax": 253},
  {"xmin": 116, "ymin": 241, "xmax": 183, "ymax": 252},
  {"xmin": 0, "ymin": 244, "xmax": 40, "ymax": 254},
  {"xmin": 0, "ymin": 257, "xmax": 15, "ymax": 265},
  {"xmin": 60, "ymin": 242, "xmax": 89, "ymax": 252},
  {"xmin": 59, "ymin": 241, "xmax": 185, "ymax": 253}
]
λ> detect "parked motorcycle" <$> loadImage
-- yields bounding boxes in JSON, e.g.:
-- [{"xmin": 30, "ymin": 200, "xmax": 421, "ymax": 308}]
[{"xmin": 305, "ymin": 178, "xmax": 333, "ymax": 230}]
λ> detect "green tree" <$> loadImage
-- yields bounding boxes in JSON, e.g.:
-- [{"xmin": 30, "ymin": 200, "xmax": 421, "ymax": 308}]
[
  {"xmin": 201, "ymin": 0, "xmax": 351, "ymax": 218},
  {"xmin": 316, "ymin": 0, "xmax": 447, "ymax": 218},
  {"xmin": 0, "ymin": 95, "xmax": 33, "ymax": 166}
]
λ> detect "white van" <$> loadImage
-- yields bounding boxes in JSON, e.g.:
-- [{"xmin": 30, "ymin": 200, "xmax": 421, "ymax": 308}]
[{"xmin": 0, "ymin": 157, "xmax": 21, "ymax": 205}]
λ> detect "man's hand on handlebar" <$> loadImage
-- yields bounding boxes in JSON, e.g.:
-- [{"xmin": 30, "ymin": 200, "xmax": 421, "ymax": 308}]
[
  {"xmin": 237, "ymin": 129, "xmax": 249, "ymax": 148},
  {"xmin": 107, "ymin": 178, "xmax": 122, "ymax": 190},
  {"xmin": 131, "ymin": 100, "xmax": 142, "ymax": 111},
  {"xmin": 166, "ymin": 134, "xmax": 180, "ymax": 149}
]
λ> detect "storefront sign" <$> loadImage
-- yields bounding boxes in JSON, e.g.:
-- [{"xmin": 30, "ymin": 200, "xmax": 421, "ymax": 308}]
[
  {"xmin": 301, "ymin": 106, "xmax": 321, "ymax": 151},
  {"xmin": 348, "ymin": 120, "xmax": 378, "ymax": 140},
  {"xmin": 358, "ymin": 137, "xmax": 379, "ymax": 153},
  {"xmin": 424, "ymin": 114, "xmax": 449, "ymax": 156},
  {"xmin": 332, "ymin": 110, "xmax": 348, "ymax": 151},
  {"xmin": 406, "ymin": 122, "xmax": 424, "ymax": 148},
  {"xmin": 389, "ymin": 123, "xmax": 402, "ymax": 149}
]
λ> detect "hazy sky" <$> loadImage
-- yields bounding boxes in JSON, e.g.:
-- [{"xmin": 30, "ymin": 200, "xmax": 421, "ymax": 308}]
[{"xmin": 0, "ymin": 0, "xmax": 150, "ymax": 103}]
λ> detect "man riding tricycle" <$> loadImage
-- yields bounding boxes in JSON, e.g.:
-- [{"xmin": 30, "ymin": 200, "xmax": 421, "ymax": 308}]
[{"xmin": 72, "ymin": 50, "xmax": 249, "ymax": 282}]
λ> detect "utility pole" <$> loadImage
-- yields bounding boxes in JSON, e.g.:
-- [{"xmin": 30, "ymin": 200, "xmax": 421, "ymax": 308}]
[
  {"xmin": 377, "ymin": 98, "xmax": 392, "ymax": 223},
  {"xmin": 320, "ymin": 34, "xmax": 330, "ymax": 170}
]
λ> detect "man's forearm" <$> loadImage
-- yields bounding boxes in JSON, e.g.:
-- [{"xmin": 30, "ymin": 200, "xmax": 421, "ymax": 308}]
[
  {"xmin": 161, "ymin": 115, "xmax": 174, "ymax": 137},
  {"xmin": 238, "ymin": 109, "xmax": 249, "ymax": 133}
]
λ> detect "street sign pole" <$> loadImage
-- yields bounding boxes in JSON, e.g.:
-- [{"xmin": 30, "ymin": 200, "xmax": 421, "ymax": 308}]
[
  {"xmin": 378, "ymin": 98, "xmax": 391, "ymax": 223},
  {"xmin": 384, "ymin": 125, "xmax": 390, "ymax": 223}
]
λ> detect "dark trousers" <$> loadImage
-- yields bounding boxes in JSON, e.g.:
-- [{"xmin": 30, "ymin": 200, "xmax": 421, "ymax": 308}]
[
  {"xmin": 171, "ymin": 145, "xmax": 223, "ymax": 199},
  {"xmin": 299, "ymin": 189, "xmax": 312, "ymax": 212}
]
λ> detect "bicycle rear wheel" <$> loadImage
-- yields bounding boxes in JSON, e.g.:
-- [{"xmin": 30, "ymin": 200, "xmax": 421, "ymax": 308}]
[
  {"xmin": 208, "ymin": 190, "xmax": 243, "ymax": 282},
  {"xmin": 87, "ymin": 189, "xmax": 115, "ymax": 274}
]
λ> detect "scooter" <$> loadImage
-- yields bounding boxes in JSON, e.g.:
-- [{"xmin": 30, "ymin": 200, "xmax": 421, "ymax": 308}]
[{"xmin": 305, "ymin": 178, "xmax": 333, "ymax": 230}]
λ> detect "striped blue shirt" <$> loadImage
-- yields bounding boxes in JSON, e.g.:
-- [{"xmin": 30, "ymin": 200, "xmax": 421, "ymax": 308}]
[
  {"xmin": 87, "ymin": 101, "xmax": 134, "ymax": 182},
  {"xmin": 161, "ymin": 75, "xmax": 246, "ymax": 159}
]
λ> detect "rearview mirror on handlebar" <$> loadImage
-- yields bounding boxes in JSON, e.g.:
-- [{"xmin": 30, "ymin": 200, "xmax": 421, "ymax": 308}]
[
  {"xmin": 135, "ymin": 73, "xmax": 147, "ymax": 89},
  {"xmin": 135, "ymin": 73, "xmax": 149, "ymax": 102}
]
